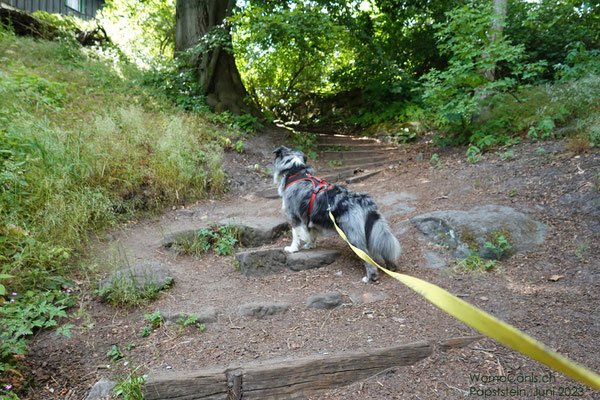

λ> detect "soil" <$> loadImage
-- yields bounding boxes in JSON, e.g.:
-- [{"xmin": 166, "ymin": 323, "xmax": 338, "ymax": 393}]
[{"xmin": 22, "ymin": 127, "xmax": 600, "ymax": 399}]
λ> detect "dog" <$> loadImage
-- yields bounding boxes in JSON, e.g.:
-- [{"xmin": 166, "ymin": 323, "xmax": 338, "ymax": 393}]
[{"xmin": 273, "ymin": 146, "xmax": 401, "ymax": 282}]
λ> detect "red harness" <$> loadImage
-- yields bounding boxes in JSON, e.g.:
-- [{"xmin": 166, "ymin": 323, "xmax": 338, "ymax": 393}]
[{"xmin": 284, "ymin": 173, "xmax": 331, "ymax": 218}]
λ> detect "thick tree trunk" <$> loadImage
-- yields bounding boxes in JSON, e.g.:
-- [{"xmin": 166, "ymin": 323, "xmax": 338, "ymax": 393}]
[{"xmin": 175, "ymin": 0, "xmax": 254, "ymax": 115}]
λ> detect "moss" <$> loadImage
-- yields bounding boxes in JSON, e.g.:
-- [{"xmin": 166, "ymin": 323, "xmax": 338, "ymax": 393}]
[{"xmin": 458, "ymin": 226, "xmax": 479, "ymax": 251}]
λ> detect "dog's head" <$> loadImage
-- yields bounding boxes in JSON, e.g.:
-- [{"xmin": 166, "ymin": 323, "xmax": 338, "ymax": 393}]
[{"xmin": 272, "ymin": 146, "xmax": 308, "ymax": 184}]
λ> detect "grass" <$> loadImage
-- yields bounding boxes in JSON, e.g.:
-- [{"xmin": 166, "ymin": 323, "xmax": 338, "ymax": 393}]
[
  {"xmin": 172, "ymin": 225, "xmax": 239, "ymax": 257},
  {"xmin": 0, "ymin": 28, "xmax": 233, "ymax": 393},
  {"xmin": 0, "ymin": 32, "xmax": 229, "ymax": 287}
]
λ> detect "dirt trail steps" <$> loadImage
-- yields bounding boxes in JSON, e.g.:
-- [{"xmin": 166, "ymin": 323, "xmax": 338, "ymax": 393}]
[{"xmin": 262, "ymin": 133, "xmax": 401, "ymax": 198}]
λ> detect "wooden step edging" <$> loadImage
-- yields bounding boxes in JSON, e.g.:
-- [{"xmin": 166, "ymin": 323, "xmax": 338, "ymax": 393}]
[{"xmin": 142, "ymin": 336, "xmax": 482, "ymax": 400}]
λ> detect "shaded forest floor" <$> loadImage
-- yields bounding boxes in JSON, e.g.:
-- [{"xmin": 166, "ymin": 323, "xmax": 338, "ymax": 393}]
[{"xmin": 23, "ymin": 128, "xmax": 600, "ymax": 399}]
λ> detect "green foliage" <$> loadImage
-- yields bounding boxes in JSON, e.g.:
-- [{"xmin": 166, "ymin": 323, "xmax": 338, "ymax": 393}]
[
  {"xmin": 466, "ymin": 146, "xmax": 482, "ymax": 164},
  {"xmin": 0, "ymin": 290, "xmax": 74, "ymax": 378},
  {"xmin": 113, "ymin": 369, "xmax": 146, "ymax": 400},
  {"xmin": 176, "ymin": 314, "xmax": 207, "ymax": 332},
  {"xmin": 140, "ymin": 311, "xmax": 163, "ymax": 337},
  {"xmin": 505, "ymin": 0, "xmax": 600, "ymax": 81},
  {"xmin": 327, "ymin": 160, "xmax": 343, "ymax": 168},
  {"xmin": 498, "ymin": 150, "xmax": 515, "ymax": 160},
  {"xmin": 144, "ymin": 311, "xmax": 163, "ymax": 329},
  {"xmin": 97, "ymin": 272, "xmax": 171, "ymax": 308},
  {"xmin": 99, "ymin": 0, "xmax": 175, "ymax": 64},
  {"xmin": 430, "ymin": 154, "xmax": 442, "ymax": 169},
  {"xmin": 0, "ymin": 34, "xmax": 227, "ymax": 301},
  {"xmin": 214, "ymin": 225, "xmax": 239, "ymax": 257},
  {"xmin": 106, "ymin": 345, "xmax": 125, "ymax": 362},
  {"xmin": 173, "ymin": 226, "xmax": 238, "ymax": 257},
  {"xmin": 554, "ymin": 43, "xmax": 600, "ymax": 81},
  {"xmin": 484, "ymin": 233, "xmax": 512, "ymax": 260},
  {"xmin": 291, "ymin": 132, "xmax": 318, "ymax": 160},
  {"xmin": 454, "ymin": 253, "xmax": 497, "ymax": 272},
  {"xmin": 421, "ymin": 0, "xmax": 545, "ymax": 140},
  {"xmin": 231, "ymin": 2, "xmax": 353, "ymax": 115}
]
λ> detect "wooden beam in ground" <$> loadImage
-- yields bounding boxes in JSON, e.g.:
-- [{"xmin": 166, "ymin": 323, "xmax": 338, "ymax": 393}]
[{"xmin": 143, "ymin": 336, "xmax": 481, "ymax": 400}]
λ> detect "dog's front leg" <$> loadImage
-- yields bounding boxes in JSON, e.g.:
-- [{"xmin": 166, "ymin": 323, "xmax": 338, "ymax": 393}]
[
  {"xmin": 362, "ymin": 262, "xmax": 379, "ymax": 283},
  {"xmin": 284, "ymin": 226, "xmax": 302, "ymax": 253}
]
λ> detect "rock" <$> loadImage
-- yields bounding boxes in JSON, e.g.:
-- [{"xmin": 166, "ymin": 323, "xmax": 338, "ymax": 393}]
[
  {"xmin": 161, "ymin": 229, "xmax": 198, "ymax": 247},
  {"xmin": 162, "ymin": 307, "xmax": 218, "ymax": 325},
  {"xmin": 287, "ymin": 250, "xmax": 341, "ymax": 271},
  {"xmin": 85, "ymin": 378, "xmax": 116, "ymax": 400},
  {"xmin": 422, "ymin": 249, "xmax": 446, "ymax": 269},
  {"xmin": 378, "ymin": 192, "xmax": 417, "ymax": 206},
  {"xmin": 306, "ymin": 292, "xmax": 343, "ymax": 309},
  {"xmin": 162, "ymin": 217, "xmax": 290, "ymax": 248},
  {"xmin": 349, "ymin": 290, "xmax": 389, "ymax": 304},
  {"xmin": 98, "ymin": 262, "xmax": 173, "ymax": 292},
  {"xmin": 218, "ymin": 216, "xmax": 290, "ymax": 247},
  {"xmin": 235, "ymin": 249, "xmax": 288, "ymax": 277},
  {"xmin": 235, "ymin": 248, "xmax": 341, "ymax": 277},
  {"xmin": 411, "ymin": 205, "xmax": 547, "ymax": 260},
  {"xmin": 239, "ymin": 302, "xmax": 290, "ymax": 318}
]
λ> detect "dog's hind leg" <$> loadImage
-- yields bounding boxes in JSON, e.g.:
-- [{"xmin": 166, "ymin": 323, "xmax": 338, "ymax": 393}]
[
  {"xmin": 362, "ymin": 262, "xmax": 379, "ymax": 283},
  {"xmin": 303, "ymin": 226, "xmax": 319, "ymax": 249}
]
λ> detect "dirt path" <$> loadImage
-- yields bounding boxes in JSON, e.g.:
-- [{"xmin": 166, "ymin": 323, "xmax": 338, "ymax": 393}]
[{"xmin": 25, "ymin": 128, "xmax": 600, "ymax": 399}]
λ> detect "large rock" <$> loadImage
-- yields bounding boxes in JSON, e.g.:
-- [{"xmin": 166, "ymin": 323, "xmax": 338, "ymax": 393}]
[
  {"xmin": 239, "ymin": 302, "xmax": 290, "ymax": 318},
  {"xmin": 235, "ymin": 249, "xmax": 288, "ymax": 277},
  {"xmin": 411, "ymin": 205, "xmax": 547, "ymax": 259},
  {"xmin": 287, "ymin": 250, "xmax": 341, "ymax": 271},
  {"xmin": 85, "ymin": 378, "xmax": 116, "ymax": 400},
  {"xmin": 218, "ymin": 216, "xmax": 290, "ymax": 247},
  {"xmin": 235, "ymin": 249, "xmax": 341, "ymax": 277},
  {"xmin": 99, "ymin": 262, "xmax": 173, "ymax": 292},
  {"xmin": 161, "ymin": 217, "xmax": 290, "ymax": 248}
]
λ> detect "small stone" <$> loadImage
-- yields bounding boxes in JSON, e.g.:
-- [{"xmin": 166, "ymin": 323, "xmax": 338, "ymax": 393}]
[
  {"xmin": 162, "ymin": 307, "xmax": 218, "ymax": 324},
  {"xmin": 349, "ymin": 290, "xmax": 389, "ymax": 304},
  {"xmin": 306, "ymin": 292, "xmax": 343, "ymax": 309},
  {"xmin": 480, "ymin": 296, "xmax": 488, "ymax": 301},
  {"xmin": 85, "ymin": 378, "xmax": 116, "ymax": 400},
  {"xmin": 239, "ymin": 302, "xmax": 290, "ymax": 319}
]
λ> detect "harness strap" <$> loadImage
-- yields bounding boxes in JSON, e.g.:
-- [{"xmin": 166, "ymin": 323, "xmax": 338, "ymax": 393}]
[{"xmin": 284, "ymin": 173, "xmax": 331, "ymax": 218}]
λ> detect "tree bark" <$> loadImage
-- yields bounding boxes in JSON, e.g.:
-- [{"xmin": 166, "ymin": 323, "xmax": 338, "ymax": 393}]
[
  {"xmin": 483, "ymin": 0, "xmax": 507, "ymax": 82},
  {"xmin": 175, "ymin": 0, "xmax": 255, "ymax": 115}
]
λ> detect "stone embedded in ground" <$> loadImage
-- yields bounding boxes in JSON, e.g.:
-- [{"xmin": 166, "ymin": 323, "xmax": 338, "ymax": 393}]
[
  {"xmin": 98, "ymin": 262, "xmax": 173, "ymax": 292},
  {"xmin": 218, "ymin": 216, "xmax": 290, "ymax": 247},
  {"xmin": 161, "ymin": 229, "xmax": 198, "ymax": 248},
  {"xmin": 235, "ymin": 248, "xmax": 341, "ymax": 277},
  {"xmin": 85, "ymin": 378, "xmax": 116, "ymax": 400},
  {"xmin": 422, "ymin": 249, "xmax": 446, "ymax": 269},
  {"xmin": 239, "ymin": 302, "xmax": 290, "ymax": 318},
  {"xmin": 235, "ymin": 248, "xmax": 288, "ymax": 277},
  {"xmin": 349, "ymin": 290, "xmax": 389, "ymax": 304},
  {"xmin": 161, "ymin": 217, "xmax": 290, "ymax": 249},
  {"xmin": 378, "ymin": 191, "xmax": 418, "ymax": 206},
  {"xmin": 411, "ymin": 205, "xmax": 547, "ymax": 260},
  {"xmin": 306, "ymin": 292, "xmax": 343, "ymax": 309},
  {"xmin": 162, "ymin": 307, "xmax": 218, "ymax": 325},
  {"xmin": 287, "ymin": 250, "xmax": 341, "ymax": 271}
]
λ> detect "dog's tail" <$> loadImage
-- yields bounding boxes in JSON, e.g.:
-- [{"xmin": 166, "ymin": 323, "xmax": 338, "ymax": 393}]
[{"xmin": 365, "ymin": 211, "xmax": 401, "ymax": 270}]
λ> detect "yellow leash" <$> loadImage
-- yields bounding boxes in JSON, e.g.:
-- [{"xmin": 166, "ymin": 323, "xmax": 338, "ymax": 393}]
[{"xmin": 329, "ymin": 211, "xmax": 600, "ymax": 390}]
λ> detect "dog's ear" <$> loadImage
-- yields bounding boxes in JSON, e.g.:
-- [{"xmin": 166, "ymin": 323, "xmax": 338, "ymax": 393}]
[{"xmin": 273, "ymin": 146, "xmax": 287, "ymax": 158}]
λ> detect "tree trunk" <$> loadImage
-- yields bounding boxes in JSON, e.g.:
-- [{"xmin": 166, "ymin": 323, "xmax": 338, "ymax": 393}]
[
  {"xmin": 175, "ymin": 0, "xmax": 254, "ymax": 115},
  {"xmin": 483, "ymin": 0, "xmax": 507, "ymax": 82}
]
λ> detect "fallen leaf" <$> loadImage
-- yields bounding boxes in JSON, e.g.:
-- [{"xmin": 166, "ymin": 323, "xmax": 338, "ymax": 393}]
[{"xmin": 548, "ymin": 275, "xmax": 564, "ymax": 282}]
